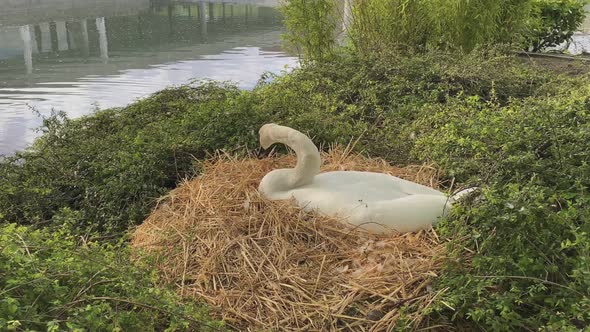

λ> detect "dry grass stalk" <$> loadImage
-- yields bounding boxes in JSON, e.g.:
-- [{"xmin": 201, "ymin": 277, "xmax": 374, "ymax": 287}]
[{"xmin": 132, "ymin": 147, "xmax": 448, "ymax": 331}]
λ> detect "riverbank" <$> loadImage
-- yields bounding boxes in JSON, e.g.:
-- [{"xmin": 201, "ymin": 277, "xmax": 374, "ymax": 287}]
[{"xmin": 1, "ymin": 50, "xmax": 589, "ymax": 330}]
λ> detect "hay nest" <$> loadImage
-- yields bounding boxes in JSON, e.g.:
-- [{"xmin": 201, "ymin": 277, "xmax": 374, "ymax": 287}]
[{"xmin": 132, "ymin": 147, "xmax": 449, "ymax": 331}]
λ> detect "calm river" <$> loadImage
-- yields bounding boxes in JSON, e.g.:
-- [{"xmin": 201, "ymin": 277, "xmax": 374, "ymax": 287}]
[{"xmin": 0, "ymin": 0, "xmax": 298, "ymax": 155}]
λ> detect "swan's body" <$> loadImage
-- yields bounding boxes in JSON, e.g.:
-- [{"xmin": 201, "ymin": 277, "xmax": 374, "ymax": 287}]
[{"xmin": 258, "ymin": 124, "xmax": 474, "ymax": 233}]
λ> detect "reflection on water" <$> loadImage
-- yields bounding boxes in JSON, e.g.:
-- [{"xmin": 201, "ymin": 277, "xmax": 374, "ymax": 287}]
[
  {"xmin": 0, "ymin": 0, "xmax": 297, "ymax": 155},
  {"xmin": 568, "ymin": 5, "xmax": 590, "ymax": 54}
]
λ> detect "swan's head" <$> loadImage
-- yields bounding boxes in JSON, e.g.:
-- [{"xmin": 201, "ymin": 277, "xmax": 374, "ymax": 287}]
[{"xmin": 259, "ymin": 123, "xmax": 278, "ymax": 149}]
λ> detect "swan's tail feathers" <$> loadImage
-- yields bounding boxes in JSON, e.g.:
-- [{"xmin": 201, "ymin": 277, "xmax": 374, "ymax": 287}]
[{"xmin": 448, "ymin": 187, "xmax": 479, "ymax": 204}]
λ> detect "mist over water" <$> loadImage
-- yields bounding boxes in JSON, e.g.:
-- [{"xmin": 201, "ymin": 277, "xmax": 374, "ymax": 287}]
[{"xmin": 0, "ymin": 0, "xmax": 297, "ymax": 155}]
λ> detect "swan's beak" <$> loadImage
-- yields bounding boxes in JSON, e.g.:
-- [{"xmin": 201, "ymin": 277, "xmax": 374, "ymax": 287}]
[{"xmin": 259, "ymin": 124, "xmax": 274, "ymax": 149}]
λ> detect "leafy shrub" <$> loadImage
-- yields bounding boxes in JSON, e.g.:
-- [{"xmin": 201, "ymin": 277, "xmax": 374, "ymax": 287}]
[
  {"xmin": 351, "ymin": 0, "xmax": 534, "ymax": 52},
  {"xmin": 350, "ymin": 0, "xmax": 431, "ymax": 52},
  {"xmin": 1, "ymin": 51, "xmax": 587, "ymax": 330},
  {"xmin": 281, "ymin": 0, "xmax": 536, "ymax": 57},
  {"xmin": 528, "ymin": 0, "xmax": 588, "ymax": 52},
  {"xmin": 254, "ymin": 50, "xmax": 558, "ymax": 161},
  {"xmin": 0, "ymin": 53, "xmax": 558, "ymax": 236},
  {"xmin": 0, "ymin": 223, "xmax": 223, "ymax": 331},
  {"xmin": 413, "ymin": 79, "xmax": 590, "ymax": 329},
  {"xmin": 0, "ymin": 83, "xmax": 265, "ymax": 234},
  {"xmin": 281, "ymin": 0, "xmax": 339, "ymax": 61},
  {"xmin": 281, "ymin": 0, "xmax": 588, "ymax": 58}
]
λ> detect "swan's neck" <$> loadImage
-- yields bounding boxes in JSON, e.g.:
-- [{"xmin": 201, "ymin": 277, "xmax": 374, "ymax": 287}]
[{"xmin": 261, "ymin": 124, "xmax": 321, "ymax": 188}]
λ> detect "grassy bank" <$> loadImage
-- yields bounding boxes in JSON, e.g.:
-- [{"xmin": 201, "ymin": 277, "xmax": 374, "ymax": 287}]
[
  {"xmin": 1, "ymin": 50, "xmax": 589, "ymax": 330},
  {"xmin": 0, "ymin": 224, "xmax": 225, "ymax": 331}
]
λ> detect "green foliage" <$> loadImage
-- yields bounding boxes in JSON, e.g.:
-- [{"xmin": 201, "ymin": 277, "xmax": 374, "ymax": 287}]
[
  {"xmin": 528, "ymin": 0, "xmax": 588, "ymax": 52},
  {"xmin": 0, "ymin": 83, "xmax": 264, "ymax": 235},
  {"xmin": 282, "ymin": 0, "xmax": 537, "ymax": 57},
  {"xmin": 253, "ymin": 50, "xmax": 557, "ymax": 162},
  {"xmin": 413, "ymin": 80, "xmax": 590, "ymax": 329},
  {"xmin": 0, "ymin": 223, "xmax": 223, "ymax": 331},
  {"xmin": 351, "ymin": 0, "xmax": 533, "ymax": 52},
  {"xmin": 350, "ymin": 0, "xmax": 431, "ymax": 52},
  {"xmin": 280, "ymin": 0, "xmax": 339, "ymax": 61},
  {"xmin": 0, "ymin": 52, "xmax": 554, "ymax": 236},
  {"xmin": 1, "ymin": 50, "xmax": 588, "ymax": 330},
  {"xmin": 281, "ymin": 0, "xmax": 588, "ymax": 58}
]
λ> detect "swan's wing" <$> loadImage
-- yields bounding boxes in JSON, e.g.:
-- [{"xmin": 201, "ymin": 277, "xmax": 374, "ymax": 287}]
[
  {"xmin": 314, "ymin": 171, "xmax": 445, "ymax": 197},
  {"xmin": 380, "ymin": 175, "xmax": 445, "ymax": 196},
  {"xmin": 291, "ymin": 188, "xmax": 358, "ymax": 216},
  {"xmin": 349, "ymin": 194, "xmax": 450, "ymax": 233},
  {"xmin": 291, "ymin": 186, "xmax": 450, "ymax": 233}
]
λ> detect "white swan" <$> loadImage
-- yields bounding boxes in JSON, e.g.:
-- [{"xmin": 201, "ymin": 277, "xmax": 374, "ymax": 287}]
[{"xmin": 258, "ymin": 124, "xmax": 475, "ymax": 233}]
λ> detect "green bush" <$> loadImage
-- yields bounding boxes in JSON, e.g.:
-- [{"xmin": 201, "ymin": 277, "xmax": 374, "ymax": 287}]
[
  {"xmin": 528, "ymin": 0, "xmax": 588, "ymax": 52},
  {"xmin": 413, "ymin": 80, "xmax": 590, "ymax": 329},
  {"xmin": 0, "ymin": 83, "xmax": 265, "ymax": 234},
  {"xmin": 351, "ymin": 0, "xmax": 533, "ymax": 52},
  {"xmin": 0, "ymin": 52, "xmax": 556, "ymax": 236},
  {"xmin": 281, "ymin": 0, "xmax": 588, "ymax": 58},
  {"xmin": 254, "ymin": 50, "xmax": 560, "ymax": 161},
  {"xmin": 281, "ymin": 0, "xmax": 339, "ymax": 61},
  {"xmin": 350, "ymin": 0, "xmax": 431, "ymax": 52},
  {"xmin": 3, "ymin": 53, "xmax": 562, "ymax": 232},
  {"xmin": 0, "ymin": 223, "xmax": 223, "ymax": 331},
  {"xmin": 1, "ymin": 51, "xmax": 587, "ymax": 330},
  {"xmin": 282, "ymin": 0, "xmax": 536, "ymax": 57}
]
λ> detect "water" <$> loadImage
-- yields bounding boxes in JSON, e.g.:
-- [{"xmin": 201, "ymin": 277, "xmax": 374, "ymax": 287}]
[
  {"xmin": 568, "ymin": 5, "xmax": 590, "ymax": 54},
  {"xmin": 0, "ymin": 0, "xmax": 298, "ymax": 155}
]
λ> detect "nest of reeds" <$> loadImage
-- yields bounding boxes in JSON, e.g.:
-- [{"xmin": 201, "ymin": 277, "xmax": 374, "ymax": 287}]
[{"xmin": 131, "ymin": 147, "xmax": 449, "ymax": 331}]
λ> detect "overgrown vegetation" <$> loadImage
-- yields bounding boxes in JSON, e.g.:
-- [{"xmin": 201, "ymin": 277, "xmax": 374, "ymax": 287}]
[
  {"xmin": 0, "ymin": 223, "xmax": 224, "ymax": 331},
  {"xmin": 0, "ymin": 51, "xmax": 555, "ymax": 235},
  {"xmin": 414, "ymin": 83, "xmax": 590, "ymax": 330},
  {"xmin": 1, "ymin": 50, "xmax": 589, "ymax": 329},
  {"xmin": 0, "ymin": 83, "xmax": 259, "ymax": 234},
  {"xmin": 282, "ymin": 0, "xmax": 588, "ymax": 58},
  {"xmin": 351, "ymin": 0, "xmax": 533, "ymax": 52},
  {"xmin": 2, "ymin": 0, "xmax": 589, "ymax": 329},
  {"xmin": 528, "ymin": 0, "xmax": 588, "ymax": 51},
  {"xmin": 281, "ymin": 0, "xmax": 339, "ymax": 60}
]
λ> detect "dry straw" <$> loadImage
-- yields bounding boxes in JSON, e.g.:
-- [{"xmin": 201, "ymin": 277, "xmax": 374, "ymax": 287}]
[{"xmin": 132, "ymin": 146, "xmax": 449, "ymax": 331}]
